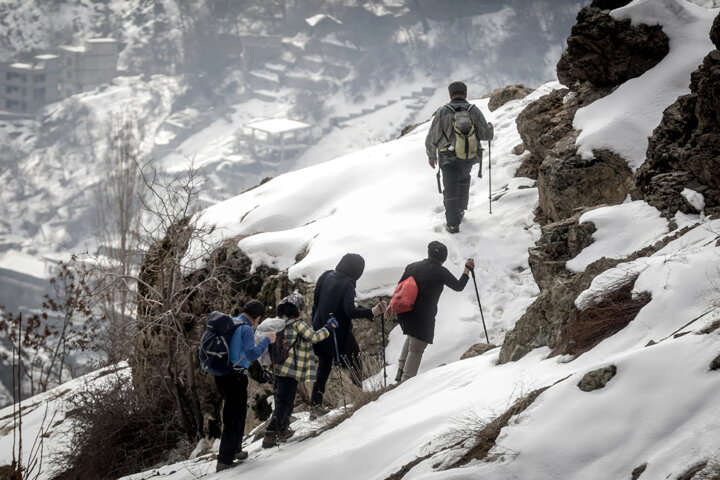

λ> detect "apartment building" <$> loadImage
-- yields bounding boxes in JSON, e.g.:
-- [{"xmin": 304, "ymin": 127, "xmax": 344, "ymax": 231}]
[{"xmin": 0, "ymin": 38, "xmax": 118, "ymax": 114}]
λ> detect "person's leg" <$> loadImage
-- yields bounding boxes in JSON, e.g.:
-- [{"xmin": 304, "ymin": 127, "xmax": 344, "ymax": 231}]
[
  {"xmin": 400, "ymin": 336, "xmax": 429, "ymax": 381},
  {"xmin": 311, "ymin": 353, "xmax": 333, "ymax": 406},
  {"xmin": 396, "ymin": 336, "xmax": 410, "ymax": 381},
  {"xmin": 457, "ymin": 161, "xmax": 473, "ymax": 217},
  {"xmin": 441, "ymin": 163, "xmax": 461, "ymax": 227},
  {"xmin": 215, "ymin": 373, "xmax": 248, "ymax": 466},
  {"xmin": 274, "ymin": 376, "xmax": 298, "ymax": 431}
]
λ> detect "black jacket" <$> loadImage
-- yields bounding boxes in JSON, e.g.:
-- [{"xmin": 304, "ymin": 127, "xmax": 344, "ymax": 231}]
[
  {"xmin": 396, "ymin": 258, "xmax": 469, "ymax": 344},
  {"xmin": 312, "ymin": 269, "xmax": 373, "ymax": 359}
]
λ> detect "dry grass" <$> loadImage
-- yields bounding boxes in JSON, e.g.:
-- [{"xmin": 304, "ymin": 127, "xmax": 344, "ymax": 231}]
[{"xmin": 552, "ymin": 276, "xmax": 651, "ymax": 358}]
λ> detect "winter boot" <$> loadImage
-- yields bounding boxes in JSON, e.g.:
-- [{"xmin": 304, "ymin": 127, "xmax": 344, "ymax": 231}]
[
  {"xmin": 277, "ymin": 427, "xmax": 295, "ymax": 442},
  {"xmin": 309, "ymin": 404, "xmax": 329, "ymax": 420},
  {"xmin": 262, "ymin": 430, "xmax": 278, "ymax": 449},
  {"xmin": 216, "ymin": 461, "xmax": 237, "ymax": 472}
]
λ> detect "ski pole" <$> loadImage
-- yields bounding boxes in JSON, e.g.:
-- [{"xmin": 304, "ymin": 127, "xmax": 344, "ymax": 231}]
[
  {"xmin": 488, "ymin": 139, "xmax": 492, "ymax": 215},
  {"xmin": 469, "ymin": 269, "xmax": 489, "ymax": 344},
  {"xmin": 329, "ymin": 314, "xmax": 347, "ymax": 409},
  {"xmin": 436, "ymin": 169, "xmax": 442, "ymax": 194},
  {"xmin": 380, "ymin": 310, "xmax": 387, "ymax": 388}
]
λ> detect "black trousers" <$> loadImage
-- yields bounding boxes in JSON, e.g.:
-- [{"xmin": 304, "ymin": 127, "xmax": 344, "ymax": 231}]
[
  {"xmin": 214, "ymin": 372, "xmax": 248, "ymax": 465},
  {"xmin": 311, "ymin": 335, "xmax": 363, "ymax": 405},
  {"xmin": 440, "ymin": 160, "xmax": 474, "ymax": 227},
  {"xmin": 267, "ymin": 375, "xmax": 298, "ymax": 432}
]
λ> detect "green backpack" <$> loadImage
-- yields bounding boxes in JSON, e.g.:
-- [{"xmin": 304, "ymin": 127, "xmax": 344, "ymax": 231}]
[{"xmin": 446, "ymin": 104, "xmax": 478, "ymax": 160}]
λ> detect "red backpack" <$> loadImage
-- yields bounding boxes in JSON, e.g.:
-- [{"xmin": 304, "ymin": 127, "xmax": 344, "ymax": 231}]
[{"xmin": 389, "ymin": 276, "xmax": 418, "ymax": 314}]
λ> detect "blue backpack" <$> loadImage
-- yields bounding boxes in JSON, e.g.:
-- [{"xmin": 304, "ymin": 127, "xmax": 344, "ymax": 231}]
[{"xmin": 198, "ymin": 311, "xmax": 245, "ymax": 376}]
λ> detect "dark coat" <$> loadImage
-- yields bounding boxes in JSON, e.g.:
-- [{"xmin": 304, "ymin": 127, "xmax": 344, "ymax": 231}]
[
  {"xmin": 396, "ymin": 258, "xmax": 469, "ymax": 344},
  {"xmin": 312, "ymin": 269, "xmax": 373, "ymax": 359}
]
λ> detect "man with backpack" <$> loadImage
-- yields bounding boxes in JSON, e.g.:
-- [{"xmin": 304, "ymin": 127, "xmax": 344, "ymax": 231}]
[
  {"xmin": 426, "ymin": 81, "xmax": 494, "ymax": 234},
  {"xmin": 386, "ymin": 241, "xmax": 474, "ymax": 382},
  {"xmin": 310, "ymin": 253, "xmax": 387, "ymax": 414},
  {"xmin": 212, "ymin": 300, "xmax": 275, "ymax": 473}
]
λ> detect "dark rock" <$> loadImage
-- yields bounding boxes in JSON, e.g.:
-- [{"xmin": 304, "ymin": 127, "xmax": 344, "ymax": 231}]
[
  {"xmin": 487, "ymin": 84, "xmax": 535, "ymax": 112},
  {"xmin": 460, "ymin": 343, "xmax": 497, "ymax": 359},
  {"xmin": 516, "ymin": 88, "xmax": 575, "ymax": 162},
  {"xmin": 711, "ymin": 12, "xmax": 720, "ymax": 50},
  {"xmin": 577, "ymin": 365, "xmax": 617, "ymax": 392},
  {"xmin": 556, "ymin": 5, "xmax": 669, "ymax": 90},
  {"xmin": 631, "ymin": 463, "xmax": 648, "ymax": 480},
  {"xmin": 538, "ymin": 147, "xmax": 633, "ymax": 223},
  {"xmin": 528, "ymin": 211, "xmax": 596, "ymax": 291},
  {"xmin": 635, "ymin": 47, "xmax": 720, "ymax": 217},
  {"xmin": 711, "ymin": 353, "xmax": 720, "ymax": 371},
  {"xmin": 515, "ymin": 153, "xmax": 541, "ymax": 180},
  {"xmin": 512, "ymin": 144, "xmax": 526, "ymax": 156}
]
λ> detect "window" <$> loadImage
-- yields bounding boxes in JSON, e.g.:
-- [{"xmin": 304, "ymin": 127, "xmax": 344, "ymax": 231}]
[
  {"xmin": 34, "ymin": 74, "xmax": 45, "ymax": 83},
  {"xmin": 66, "ymin": 57, "xmax": 72, "ymax": 66},
  {"xmin": 33, "ymin": 88, "xmax": 45, "ymax": 99},
  {"xmin": 66, "ymin": 71, "xmax": 72, "ymax": 79}
]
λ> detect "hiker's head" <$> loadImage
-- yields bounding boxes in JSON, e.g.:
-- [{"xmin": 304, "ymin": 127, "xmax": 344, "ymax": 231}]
[
  {"xmin": 242, "ymin": 299, "xmax": 266, "ymax": 324},
  {"xmin": 428, "ymin": 241, "xmax": 448, "ymax": 263},
  {"xmin": 448, "ymin": 81, "xmax": 467, "ymax": 99},
  {"xmin": 278, "ymin": 292, "xmax": 304, "ymax": 318},
  {"xmin": 336, "ymin": 253, "xmax": 365, "ymax": 281}
]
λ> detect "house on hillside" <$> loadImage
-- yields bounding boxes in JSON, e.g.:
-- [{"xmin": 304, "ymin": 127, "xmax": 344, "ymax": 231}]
[
  {"xmin": 0, "ymin": 38, "xmax": 119, "ymax": 114},
  {"xmin": 244, "ymin": 117, "xmax": 313, "ymax": 163}
]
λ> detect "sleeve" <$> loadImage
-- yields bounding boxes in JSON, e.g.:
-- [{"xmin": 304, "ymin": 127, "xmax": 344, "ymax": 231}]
[
  {"xmin": 236, "ymin": 326, "xmax": 271, "ymax": 363},
  {"xmin": 442, "ymin": 266, "xmax": 470, "ymax": 292},
  {"xmin": 312, "ymin": 270, "xmax": 330, "ymax": 319},
  {"xmin": 342, "ymin": 284, "xmax": 374, "ymax": 320},
  {"xmin": 471, "ymin": 105, "xmax": 493, "ymax": 141},
  {"xmin": 297, "ymin": 320, "xmax": 331, "ymax": 343},
  {"xmin": 425, "ymin": 108, "xmax": 446, "ymax": 160}
]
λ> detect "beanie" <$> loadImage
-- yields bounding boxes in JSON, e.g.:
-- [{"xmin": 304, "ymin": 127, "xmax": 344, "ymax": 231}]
[
  {"xmin": 428, "ymin": 241, "xmax": 448, "ymax": 263},
  {"xmin": 335, "ymin": 253, "xmax": 365, "ymax": 281},
  {"xmin": 278, "ymin": 292, "xmax": 305, "ymax": 317},
  {"xmin": 242, "ymin": 299, "xmax": 266, "ymax": 319},
  {"xmin": 448, "ymin": 81, "xmax": 467, "ymax": 97}
]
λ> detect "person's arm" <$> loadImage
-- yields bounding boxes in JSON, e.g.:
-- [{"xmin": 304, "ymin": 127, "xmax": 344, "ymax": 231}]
[
  {"xmin": 442, "ymin": 259, "xmax": 474, "ymax": 292},
  {"xmin": 297, "ymin": 320, "xmax": 331, "ymax": 343},
  {"xmin": 341, "ymin": 286, "xmax": 374, "ymax": 319},
  {"xmin": 311, "ymin": 270, "xmax": 329, "ymax": 319},
  {"xmin": 232, "ymin": 326, "xmax": 271, "ymax": 364},
  {"xmin": 425, "ymin": 108, "xmax": 446, "ymax": 168},
  {"xmin": 471, "ymin": 105, "xmax": 493, "ymax": 141}
]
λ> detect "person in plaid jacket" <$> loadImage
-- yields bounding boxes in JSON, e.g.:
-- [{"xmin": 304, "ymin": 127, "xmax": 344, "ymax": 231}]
[{"xmin": 262, "ymin": 292, "xmax": 337, "ymax": 448}]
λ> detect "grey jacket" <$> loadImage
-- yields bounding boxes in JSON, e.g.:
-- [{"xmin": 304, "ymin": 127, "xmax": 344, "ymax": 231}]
[{"xmin": 425, "ymin": 97, "xmax": 493, "ymax": 166}]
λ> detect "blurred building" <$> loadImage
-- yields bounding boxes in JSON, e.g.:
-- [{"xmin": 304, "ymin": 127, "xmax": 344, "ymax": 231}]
[{"xmin": 0, "ymin": 38, "xmax": 119, "ymax": 114}]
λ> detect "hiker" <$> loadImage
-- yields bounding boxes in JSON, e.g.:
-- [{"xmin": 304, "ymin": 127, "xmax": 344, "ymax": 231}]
[
  {"xmin": 310, "ymin": 253, "xmax": 386, "ymax": 414},
  {"xmin": 426, "ymin": 81, "xmax": 494, "ymax": 234},
  {"xmin": 262, "ymin": 292, "xmax": 337, "ymax": 448},
  {"xmin": 387, "ymin": 241, "xmax": 475, "ymax": 382},
  {"xmin": 215, "ymin": 300, "xmax": 275, "ymax": 473}
]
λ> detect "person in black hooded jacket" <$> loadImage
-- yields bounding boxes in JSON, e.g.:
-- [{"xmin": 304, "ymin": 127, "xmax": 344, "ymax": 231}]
[
  {"xmin": 388, "ymin": 241, "xmax": 474, "ymax": 382},
  {"xmin": 310, "ymin": 253, "xmax": 386, "ymax": 412}
]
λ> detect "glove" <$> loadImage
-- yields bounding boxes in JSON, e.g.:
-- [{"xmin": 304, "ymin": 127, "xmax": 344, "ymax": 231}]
[
  {"xmin": 372, "ymin": 301, "xmax": 387, "ymax": 317},
  {"xmin": 465, "ymin": 258, "xmax": 475, "ymax": 270},
  {"xmin": 428, "ymin": 157, "xmax": 437, "ymax": 169},
  {"xmin": 325, "ymin": 317, "xmax": 338, "ymax": 330},
  {"xmin": 262, "ymin": 368, "xmax": 274, "ymax": 384}
]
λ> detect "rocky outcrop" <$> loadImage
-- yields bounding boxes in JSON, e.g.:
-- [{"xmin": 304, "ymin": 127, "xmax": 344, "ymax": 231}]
[
  {"xmin": 634, "ymin": 13, "xmax": 720, "ymax": 218},
  {"xmin": 578, "ymin": 365, "xmax": 617, "ymax": 392},
  {"xmin": 485, "ymin": 84, "xmax": 534, "ymax": 112},
  {"xmin": 460, "ymin": 343, "xmax": 497, "ymax": 360},
  {"xmin": 556, "ymin": 2, "xmax": 669, "ymax": 90}
]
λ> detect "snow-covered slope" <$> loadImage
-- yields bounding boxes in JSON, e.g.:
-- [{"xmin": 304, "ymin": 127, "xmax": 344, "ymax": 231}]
[{"xmin": 2, "ymin": 1, "xmax": 720, "ymax": 479}]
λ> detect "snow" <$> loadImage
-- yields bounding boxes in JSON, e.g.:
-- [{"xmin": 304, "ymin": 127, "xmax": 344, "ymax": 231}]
[
  {"xmin": 574, "ymin": 0, "xmax": 719, "ymax": 170},
  {"xmin": 245, "ymin": 118, "xmax": 312, "ymax": 135},
  {"xmin": 3, "ymin": 1, "xmax": 720, "ymax": 479},
  {"xmin": 0, "ymin": 249, "xmax": 52, "ymax": 279}
]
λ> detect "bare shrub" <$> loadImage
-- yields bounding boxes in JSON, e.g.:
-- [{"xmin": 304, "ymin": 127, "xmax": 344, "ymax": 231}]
[
  {"xmin": 551, "ymin": 276, "xmax": 651, "ymax": 358},
  {"xmin": 52, "ymin": 371, "xmax": 184, "ymax": 480}
]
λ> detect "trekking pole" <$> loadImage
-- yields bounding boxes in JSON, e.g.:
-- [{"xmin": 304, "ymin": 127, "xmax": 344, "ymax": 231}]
[
  {"xmin": 488, "ymin": 139, "xmax": 492, "ymax": 214},
  {"xmin": 436, "ymin": 169, "xmax": 442, "ymax": 194},
  {"xmin": 329, "ymin": 314, "xmax": 347, "ymax": 410},
  {"xmin": 380, "ymin": 310, "xmax": 387, "ymax": 387},
  {"xmin": 469, "ymin": 269, "xmax": 490, "ymax": 344}
]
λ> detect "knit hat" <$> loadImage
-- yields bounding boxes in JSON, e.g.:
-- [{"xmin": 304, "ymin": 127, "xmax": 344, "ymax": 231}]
[
  {"xmin": 428, "ymin": 241, "xmax": 448, "ymax": 263},
  {"xmin": 242, "ymin": 299, "xmax": 266, "ymax": 319},
  {"xmin": 448, "ymin": 81, "xmax": 467, "ymax": 97},
  {"xmin": 278, "ymin": 292, "xmax": 305, "ymax": 312},
  {"xmin": 335, "ymin": 253, "xmax": 365, "ymax": 281}
]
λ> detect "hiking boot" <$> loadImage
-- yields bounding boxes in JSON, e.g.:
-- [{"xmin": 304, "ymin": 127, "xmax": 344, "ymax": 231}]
[
  {"xmin": 309, "ymin": 404, "xmax": 329, "ymax": 420},
  {"xmin": 445, "ymin": 224, "xmax": 459, "ymax": 234},
  {"xmin": 277, "ymin": 427, "xmax": 295, "ymax": 442},
  {"xmin": 262, "ymin": 430, "xmax": 277, "ymax": 449},
  {"xmin": 234, "ymin": 449, "xmax": 248, "ymax": 461},
  {"xmin": 216, "ymin": 461, "xmax": 237, "ymax": 472},
  {"xmin": 395, "ymin": 369, "xmax": 403, "ymax": 383}
]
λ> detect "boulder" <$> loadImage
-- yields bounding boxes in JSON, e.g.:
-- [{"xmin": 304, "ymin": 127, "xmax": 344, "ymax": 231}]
[
  {"xmin": 556, "ymin": 4, "xmax": 669, "ymax": 90},
  {"xmin": 486, "ymin": 84, "xmax": 534, "ymax": 112},
  {"xmin": 577, "ymin": 365, "xmax": 617, "ymax": 392},
  {"xmin": 460, "ymin": 343, "xmax": 497, "ymax": 360},
  {"xmin": 712, "ymin": 11, "xmax": 720, "ymax": 50}
]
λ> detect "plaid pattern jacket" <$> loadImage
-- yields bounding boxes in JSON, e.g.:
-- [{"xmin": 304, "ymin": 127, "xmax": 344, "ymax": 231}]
[{"xmin": 274, "ymin": 318, "xmax": 330, "ymax": 382}]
